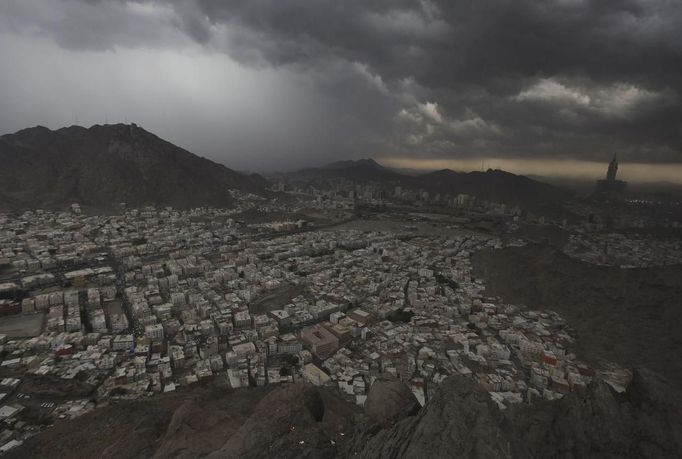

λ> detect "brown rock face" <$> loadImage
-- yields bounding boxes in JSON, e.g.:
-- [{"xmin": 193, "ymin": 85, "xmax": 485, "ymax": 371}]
[
  {"xmin": 207, "ymin": 383, "xmax": 341, "ymax": 459},
  {"xmin": 363, "ymin": 376, "xmax": 420, "ymax": 427},
  {"xmin": 354, "ymin": 369, "xmax": 682, "ymax": 459},
  {"xmin": 0, "ymin": 124, "xmax": 269, "ymax": 210},
  {"xmin": 356, "ymin": 376, "xmax": 509, "ymax": 459}
]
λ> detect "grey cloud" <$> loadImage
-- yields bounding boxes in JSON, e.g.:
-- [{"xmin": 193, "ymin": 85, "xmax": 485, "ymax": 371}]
[
  {"xmin": 0, "ymin": 0, "xmax": 190, "ymax": 51},
  {"xmin": 175, "ymin": 1, "xmax": 681, "ymax": 87},
  {"xmin": 165, "ymin": 0, "xmax": 682, "ymax": 162},
  {"xmin": 1, "ymin": 0, "xmax": 681, "ymax": 167}
]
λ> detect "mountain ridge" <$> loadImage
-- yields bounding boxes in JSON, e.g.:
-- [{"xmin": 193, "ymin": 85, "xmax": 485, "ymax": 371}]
[
  {"xmin": 0, "ymin": 124, "xmax": 269, "ymax": 210},
  {"xmin": 285, "ymin": 159, "xmax": 570, "ymax": 213}
]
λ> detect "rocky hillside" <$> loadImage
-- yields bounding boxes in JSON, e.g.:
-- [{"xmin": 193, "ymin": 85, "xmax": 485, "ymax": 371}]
[
  {"xmin": 472, "ymin": 243, "xmax": 682, "ymax": 385},
  {"xmin": 419, "ymin": 168, "xmax": 570, "ymax": 214},
  {"xmin": 356, "ymin": 369, "xmax": 682, "ymax": 459},
  {"xmin": 6, "ymin": 369, "xmax": 682, "ymax": 458},
  {"xmin": 0, "ymin": 124, "xmax": 269, "ymax": 210},
  {"xmin": 285, "ymin": 159, "xmax": 570, "ymax": 215}
]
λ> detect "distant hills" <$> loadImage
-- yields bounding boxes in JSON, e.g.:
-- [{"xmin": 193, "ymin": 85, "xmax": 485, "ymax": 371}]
[
  {"xmin": 285, "ymin": 158, "xmax": 570, "ymax": 213},
  {"xmin": 0, "ymin": 125, "xmax": 571, "ymax": 213},
  {"xmin": 0, "ymin": 124, "xmax": 268, "ymax": 210}
]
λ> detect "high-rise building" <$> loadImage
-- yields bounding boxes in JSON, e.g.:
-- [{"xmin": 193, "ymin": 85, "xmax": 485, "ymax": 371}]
[
  {"xmin": 606, "ymin": 155, "xmax": 618, "ymax": 181},
  {"xmin": 596, "ymin": 154, "xmax": 627, "ymax": 194}
]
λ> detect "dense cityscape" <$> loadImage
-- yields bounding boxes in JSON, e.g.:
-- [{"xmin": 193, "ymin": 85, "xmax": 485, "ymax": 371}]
[{"xmin": 0, "ymin": 167, "xmax": 679, "ymax": 454}]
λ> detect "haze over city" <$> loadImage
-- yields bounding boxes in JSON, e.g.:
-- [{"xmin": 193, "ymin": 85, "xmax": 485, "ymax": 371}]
[{"xmin": 1, "ymin": 0, "xmax": 682, "ymax": 176}]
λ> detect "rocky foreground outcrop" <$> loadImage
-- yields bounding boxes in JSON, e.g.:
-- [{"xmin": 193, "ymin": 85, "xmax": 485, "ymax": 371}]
[
  {"xmin": 362, "ymin": 376, "xmax": 421, "ymax": 427},
  {"xmin": 355, "ymin": 369, "xmax": 682, "ymax": 458},
  {"xmin": 6, "ymin": 369, "xmax": 682, "ymax": 458},
  {"xmin": 205, "ymin": 383, "xmax": 336, "ymax": 459}
]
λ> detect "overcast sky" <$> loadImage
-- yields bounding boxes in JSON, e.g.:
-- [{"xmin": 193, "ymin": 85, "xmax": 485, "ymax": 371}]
[{"xmin": 1, "ymin": 0, "xmax": 681, "ymax": 175}]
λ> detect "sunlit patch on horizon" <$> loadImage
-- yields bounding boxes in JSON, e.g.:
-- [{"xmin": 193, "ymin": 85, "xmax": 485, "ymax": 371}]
[{"xmin": 379, "ymin": 157, "xmax": 682, "ymax": 185}]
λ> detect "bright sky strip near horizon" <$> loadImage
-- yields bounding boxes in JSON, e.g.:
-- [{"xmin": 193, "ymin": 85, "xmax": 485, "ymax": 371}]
[
  {"xmin": 1, "ymin": 0, "xmax": 681, "ymax": 178},
  {"xmin": 381, "ymin": 158, "xmax": 682, "ymax": 185}
]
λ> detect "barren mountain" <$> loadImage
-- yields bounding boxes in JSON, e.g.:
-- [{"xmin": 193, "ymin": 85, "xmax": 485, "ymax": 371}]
[
  {"xmin": 0, "ymin": 124, "xmax": 269, "ymax": 210},
  {"xmin": 286, "ymin": 159, "xmax": 570, "ymax": 214},
  {"xmin": 419, "ymin": 168, "xmax": 570, "ymax": 213}
]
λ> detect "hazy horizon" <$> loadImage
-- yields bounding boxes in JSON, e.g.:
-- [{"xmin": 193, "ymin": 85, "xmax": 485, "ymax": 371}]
[
  {"xmin": 3, "ymin": 122, "xmax": 682, "ymax": 186},
  {"xmin": 379, "ymin": 157, "xmax": 682, "ymax": 186}
]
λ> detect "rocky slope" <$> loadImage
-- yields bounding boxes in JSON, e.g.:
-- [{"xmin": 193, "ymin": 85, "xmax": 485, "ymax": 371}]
[
  {"xmin": 6, "ymin": 369, "xmax": 681, "ymax": 458},
  {"xmin": 472, "ymin": 243, "xmax": 682, "ymax": 385},
  {"xmin": 0, "ymin": 124, "xmax": 269, "ymax": 210},
  {"xmin": 356, "ymin": 369, "xmax": 682, "ymax": 459}
]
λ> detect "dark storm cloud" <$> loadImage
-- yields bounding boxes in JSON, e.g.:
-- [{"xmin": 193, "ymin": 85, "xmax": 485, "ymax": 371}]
[
  {"xmin": 193, "ymin": 0, "xmax": 682, "ymax": 88},
  {"xmin": 175, "ymin": 0, "xmax": 682, "ymax": 162},
  {"xmin": 1, "ymin": 0, "xmax": 681, "ymax": 167}
]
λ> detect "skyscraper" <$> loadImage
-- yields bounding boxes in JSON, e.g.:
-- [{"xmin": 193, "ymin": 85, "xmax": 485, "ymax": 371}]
[
  {"xmin": 606, "ymin": 155, "xmax": 618, "ymax": 181},
  {"xmin": 596, "ymin": 154, "xmax": 626, "ymax": 194}
]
